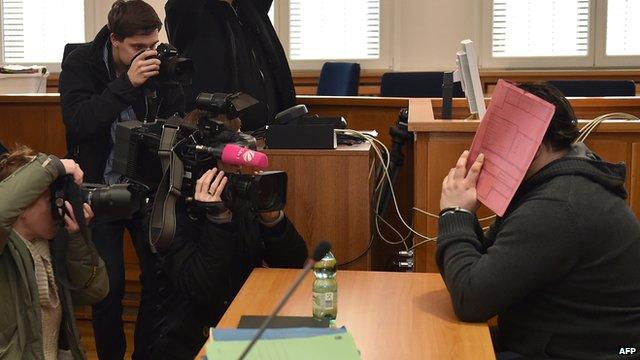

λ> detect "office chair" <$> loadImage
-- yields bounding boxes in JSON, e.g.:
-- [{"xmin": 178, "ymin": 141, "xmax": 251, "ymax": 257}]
[
  {"xmin": 547, "ymin": 80, "xmax": 636, "ymax": 97},
  {"xmin": 380, "ymin": 71, "xmax": 465, "ymax": 98},
  {"xmin": 316, "ymin": 62, "xmax": 361, "ymax": 96},
  {"xmin": 62, "ymin": 43, "xmax": 85, "ymax": 63}
]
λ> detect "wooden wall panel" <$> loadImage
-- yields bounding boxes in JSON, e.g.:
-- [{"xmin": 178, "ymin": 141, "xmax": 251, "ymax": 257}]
[
  {"xmin": 265, "ymin": 145, "xmax": 373, "ymax": 270},
  {"xmin": 48, "ymin": 69, "xmax": 640, "ymax": 97}
]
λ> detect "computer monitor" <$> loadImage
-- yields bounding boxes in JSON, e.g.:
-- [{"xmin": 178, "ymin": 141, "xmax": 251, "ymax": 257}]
[{"xmin": 453, "ymin": 40, "xmax": 486, "ymax": 119}]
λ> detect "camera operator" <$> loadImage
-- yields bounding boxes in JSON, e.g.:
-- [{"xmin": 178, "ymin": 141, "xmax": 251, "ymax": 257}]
[
  {"xmin": 58, "ymin": 1, "xmax": 184, "ymax": 358},
  {"xmin": 0, "ymin": 147, "xmax": 108, "ymax": 359},
  {"xmin": 143, "ymin": 114, "xmax": 308, "ymax": 359},
  {"xmin": 165, "ymin": 0, "xmax": 296, "ymax": 131}
]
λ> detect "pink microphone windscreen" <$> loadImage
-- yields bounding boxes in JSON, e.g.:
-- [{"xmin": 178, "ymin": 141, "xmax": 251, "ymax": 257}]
[{"xmin": 221, "ymin": 144, "xmax": 269, "ymax": 169}]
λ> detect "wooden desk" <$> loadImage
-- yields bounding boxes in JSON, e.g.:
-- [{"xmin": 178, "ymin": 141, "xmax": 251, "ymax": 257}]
[
  {"xmin": 198, "ymin": 268, "xmax": 495, "ymax": 360},
  {"xmin": 265, "ymin": 144, "xmax": 374, "ymax": 270},
  {"xmin": 408, "ymin": 99, "xmax": 640, "ymax": 273}
]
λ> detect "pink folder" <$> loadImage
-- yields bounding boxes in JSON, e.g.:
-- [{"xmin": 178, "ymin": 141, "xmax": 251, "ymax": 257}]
[{"xmin": 467, "ymin": 80, "xmax": 555, "ymax": 216}]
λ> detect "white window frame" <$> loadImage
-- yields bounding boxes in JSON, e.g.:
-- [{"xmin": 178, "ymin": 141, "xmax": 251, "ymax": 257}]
[
  {"xmin": 480, "ymin": 0, "xmax": 597, "ymax": 69},
  {"xmin": 0, "ymin": 0, "xmax": 94, "ymax": 73},
  {"xmin": 594, "ymin": 0, "xmax": 640, "ymax": 67},
  {"xmin": 275, "ymin": 0, "xmax": 393, "ymax": 70}
]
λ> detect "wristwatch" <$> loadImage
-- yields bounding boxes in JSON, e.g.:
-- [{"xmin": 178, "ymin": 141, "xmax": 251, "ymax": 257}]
[{"xmin": 439, "ymin": 206, "xmax": 473, "ymax": 218}]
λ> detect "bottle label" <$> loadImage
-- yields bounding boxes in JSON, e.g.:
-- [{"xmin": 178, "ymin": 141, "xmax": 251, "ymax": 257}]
[{"xmin": 313, "ymin": 291, "xmax": 335, "ymax": 311}]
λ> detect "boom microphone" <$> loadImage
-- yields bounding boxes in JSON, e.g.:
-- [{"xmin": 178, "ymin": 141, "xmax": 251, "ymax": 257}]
[
  {"xmin": 193, "ymin": 143, "xmax": 269, "ymax": 169},
  {"xmin": 237, "ymin": 241, "xmax": 332, "ymax": 360}
]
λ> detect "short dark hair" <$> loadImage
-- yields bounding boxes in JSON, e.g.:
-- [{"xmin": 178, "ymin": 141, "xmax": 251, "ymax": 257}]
[
  {"xmin": 107, "ymin": 0, "xmax": 162, "ymax": 41},
  {"xmin": 517, "ymin": 83, "xmax": 580, "ymax": 150}
]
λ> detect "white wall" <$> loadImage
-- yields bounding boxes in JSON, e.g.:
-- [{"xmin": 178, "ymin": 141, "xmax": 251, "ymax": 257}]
[
  {"xmin": 91, "ymin": 0, "xmax": 479, "ymax": 71},
  {"xmin": 392, "ymin": 0, "xmax": 481, "ymax": 71}
]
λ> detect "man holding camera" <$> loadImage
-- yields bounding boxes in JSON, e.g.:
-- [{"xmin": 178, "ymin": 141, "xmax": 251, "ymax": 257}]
[
  {"xmin": 165, "ymin": 0, "xmax": 296, "ymax": 131},
  {"xmin": 142, "ymin": 114, "xmax": 308, "ymax": 359},
  {"xmin": 59, "ymin": 1, "xmax": 184, "ymax": 358}
]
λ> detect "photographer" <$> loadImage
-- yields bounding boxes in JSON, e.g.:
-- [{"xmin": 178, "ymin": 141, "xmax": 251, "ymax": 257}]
[
  {"xmin": 58, "ymin": 1, "xmax": 184, "ymax": 358},
  {"xmin": 165, "ymin": 0, "xmax": 296, "ymax": 131},
  {"xmin": 0, "ymin": 147, "xmax": 108, "ymax": 359},
  {"xmin": 143, "ymin": 116, "xmax": 308, "ymax": 359}
]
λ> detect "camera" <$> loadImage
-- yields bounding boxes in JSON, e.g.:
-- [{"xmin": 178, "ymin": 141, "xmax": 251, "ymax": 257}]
[
  {"xmin": 196, "ymin": 92, "xmax": 259, "ymax": 120},
  {"xmin": 50, "ymin": 177, "xmax": 143, "ymax": 223},
  {"xmin": 153, "ymin": 43, "xmax": 193, "ymax": 87},
  {"xmin": 131, "ymin": 42, "xmax": 194, "ymax": 89},
  {"xmin": 113, "ymin": 92, "xmax": 287, "ymax": 213}
]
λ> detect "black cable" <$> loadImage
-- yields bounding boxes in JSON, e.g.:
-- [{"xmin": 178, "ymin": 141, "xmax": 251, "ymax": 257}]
[{"xmin": 336, "ymin": 234, "xmax": 374, "ymax": 268}]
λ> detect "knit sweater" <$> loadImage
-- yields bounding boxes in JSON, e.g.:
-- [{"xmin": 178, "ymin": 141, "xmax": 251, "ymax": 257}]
[
  {"xmin": 17, "ymin": 234, "xmax": 61, "ymax": 360},
  {"xmin": 436, "ymin": 143, "xmax": 640, "ymax": 359}
]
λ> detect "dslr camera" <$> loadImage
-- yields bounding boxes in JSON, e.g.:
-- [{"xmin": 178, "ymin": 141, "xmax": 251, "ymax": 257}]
[
  {"xmin": 130, "ymin": 42, "xmax": 194, "ymax": 89},
  {"xmin": 152, "ymin": 43, "xmax": 193, "ymax": 87},
  {"xmin": 50, "ymin": 178, "xmax": 144, "ymax": 224}
]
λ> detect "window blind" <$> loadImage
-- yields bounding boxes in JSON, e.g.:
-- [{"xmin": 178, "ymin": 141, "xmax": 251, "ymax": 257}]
[
  {"xmin": 492, "ymin": 0, "xmax": 590, "ymax": 57},
  {"xmin": 1, "ymin": 0, "xmax": 84, "ymax": 64},
  {"xmin": 289, "ymin": 0, "xmax": 380, "ymax": 60},
  {"xmin": 605, "ymin": 0, "xmax": 640, "ymax": 56}
]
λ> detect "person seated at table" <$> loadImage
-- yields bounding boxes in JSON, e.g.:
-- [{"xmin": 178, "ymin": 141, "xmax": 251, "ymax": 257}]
[
  {"xmin": 0, "ymin": 146, "xmax": 108, "ymax": 359},
  {"xmin": 143, "ymin": 113, "xmax": 308, "ymax": 359},
  {"xmin": 436, "ymin": 83, "xmax": 640, "ymax": 359}
]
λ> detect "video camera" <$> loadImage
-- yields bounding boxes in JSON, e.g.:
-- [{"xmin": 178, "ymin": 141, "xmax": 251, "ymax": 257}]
[{"xmin": 113, "ymin": 92, "xmax": 287, "ymax": 213}]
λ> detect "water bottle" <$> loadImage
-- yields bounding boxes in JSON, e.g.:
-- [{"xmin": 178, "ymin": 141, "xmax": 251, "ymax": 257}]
[{"xmin": 312, "ymin": 251, "xmax": 337, "ymax": 323}]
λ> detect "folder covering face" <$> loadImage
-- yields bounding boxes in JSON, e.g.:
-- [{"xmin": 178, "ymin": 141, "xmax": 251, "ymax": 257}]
[{"xmin": 467, "ymin": 79, "xmax": 555, "ymax": 216}]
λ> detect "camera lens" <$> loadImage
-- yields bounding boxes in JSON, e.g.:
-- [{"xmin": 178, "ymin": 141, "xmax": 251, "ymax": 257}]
[{"xmin": 81, "ymin": 184, "xmax": 136, "ymax": 219}]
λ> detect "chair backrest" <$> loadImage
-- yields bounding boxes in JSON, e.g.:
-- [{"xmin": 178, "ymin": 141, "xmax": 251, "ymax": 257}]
[
  {"xmin": 380, "ymin": 71, "xmax": 465, "ymax": 98},
  {"xmin": 547, "ymin": 80, "xmax": 636, "ymax": 97},
  {"xmin": 316, "ymin": 62, "xmax": 361, "ymax": 96},
  {"xmin": 62, "ymin": 43, "xmax": 86, "ymax": 63}
]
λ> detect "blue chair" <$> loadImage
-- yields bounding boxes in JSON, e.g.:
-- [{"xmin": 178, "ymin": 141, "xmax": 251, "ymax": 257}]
[
  {"xmin": 317, "ymin": 62, "xmax": 361, "ymax": 96},
  {"xmin": 380, "ymin": 72, "xmax": 465, "ymax": 98},
  {"xmin": 547, "ymin": 80, "xmax": 636, "ymax": 97}
]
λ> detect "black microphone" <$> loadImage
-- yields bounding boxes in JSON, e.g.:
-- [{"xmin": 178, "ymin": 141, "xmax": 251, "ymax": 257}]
[{"xmin": 237, "ymin": 241, "xmax": 332, "ymax": 360}]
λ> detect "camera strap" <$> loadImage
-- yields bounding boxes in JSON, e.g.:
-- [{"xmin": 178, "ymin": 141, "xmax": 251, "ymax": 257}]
[{"xmin": 149, "ymin": 121, "xmax": 184, "ymax": 252}]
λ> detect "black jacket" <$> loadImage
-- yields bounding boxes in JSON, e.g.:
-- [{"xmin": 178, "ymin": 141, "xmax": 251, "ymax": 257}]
[
  {"xmin": 436, "ymin": 143, "xmax": 640, "ymax": 359},
  {"xmin": 147, "ymin": 206, "xmax": 308, "ymax": 359},
  {"xmin": 165, "ymin": 0, "xmax": 296, "ymax": 131},
  {"xmin": 59, "ymin": 26, "xmax": 184, "ymax": 183}
]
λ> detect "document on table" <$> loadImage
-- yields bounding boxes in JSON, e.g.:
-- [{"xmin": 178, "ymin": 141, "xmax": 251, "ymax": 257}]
[
  {"xmin": 205, "ymin": 331, "xmax": 361, "ymax": 360},
  {"xmin": 468, "ymin": 79, "xmax": 555, "ymax": 216}
]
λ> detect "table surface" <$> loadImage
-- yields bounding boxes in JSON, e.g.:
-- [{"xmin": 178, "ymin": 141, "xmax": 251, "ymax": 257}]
[{"xmin": 197, "ymin": 268, "xmax": 495, "ymax": 359}]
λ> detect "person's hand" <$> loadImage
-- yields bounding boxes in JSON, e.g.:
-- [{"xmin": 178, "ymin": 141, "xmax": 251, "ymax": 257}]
[
  {"xmin": 440, "ymin": 150, "xmax": 485, "ymax": 212},
  {"xmin": 64, "ymin": 201, "xmax": 94, "ymax": 234},
  {"xmin": 127, "ymin": 49, "xmax": 160, "ymax": 88},
  {"xmin": 259, "ymin": 211, "xmax": 281, "ymax": 224},
  {"xmin": 60, "ymin": 159, "xmax": 83, "ymax": 184},
  {"xmin": 195, "ymin": 168, "xmax": 228, "ymax": 203}
]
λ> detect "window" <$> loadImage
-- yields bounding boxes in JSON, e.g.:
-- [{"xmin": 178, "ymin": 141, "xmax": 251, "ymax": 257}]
[
  {"xmin": 483, "ymin": 0, "xmax": 593, "ymax": 68},
  {"xmin": 491, "ymin": 0, "xmax": 589, "ymax": 57},
  {"xmin": 483, "ymin": 0, "xmax": 640, "ymax": 68},
  {"xmin": 289, "ymin": 0, "xmax": 379, "ymax": 60},
  {"xmin": 604, "ymin": 0, "xmax": 640, "ymax": 56},
  {"xmin": 277, "ymin": 0, "xmax": 390, "ymax": 69},
  {"xmin": 1, "ymin": 0, "xmax": 88, "ymax": 68}
]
